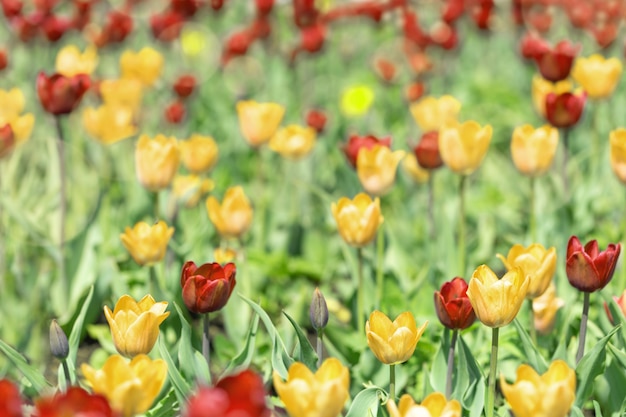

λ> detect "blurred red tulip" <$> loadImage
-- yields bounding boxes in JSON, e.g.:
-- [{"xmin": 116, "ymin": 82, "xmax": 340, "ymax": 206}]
[
  {"xmin": 173, "ymin": 74, "xmax": 197, "ymax": 99},
  {"xmin": 566, "ymin": 1, "xmax": 593, "ymax": 28},
  {"xmin": 414, "ymin": 131, "xmax": 443, "ymax": 170},
  {"xmin": 0, "ymin": 379, "xmax": 22, "ymax": 417},
  {"xmin": 430, "ymin": 21, "xmax": 457, "ymax": 50},
  {"xmin": 591, "ymin": 23, "xmax": 618, "ymax": 49},
  {"xmin": 402, "ymin": 9, "xmax": 431, "ymax": 49},
  {"xmin": 96, "ymin": 10, "xmax": 133, "ymax": 46},
  {"xmin": 342, "ymin": 134, "xmax": 391, "ymax": 168},
  {"xmin": 544, "ymin": 91, "xmax": 585, "ymax": 129},
  {"xmin": 180, "ymin": 261, "xmax": 237, "ymax": 314},
  {"xmin": 526, "ymin": 7, "xmax": 552, "ymax": 33},
  {"xmin": 566, "ymin": 236, "xmax": 621, "ymax": 293},
  {"xmin": 533, "ymin": 40, "xmax": 579, "ymax": 82},
  {"xmin": 37, "ymin": 72, "xmax": 90, "ymax": 115},
  {"xmin": 306, "ymin": 109, "xmax": 327, "ymax": 133},
  {"xmin": 150, "ymin": 11, "xmax": 184, "ymax": 42},
  {"xmin": 469, "ymin": 0, "xmax": 494, "ymax": 30},
  {"xmin": 519, "ymin": 32, "xmax": 549, "ymax": 60},
  {"xmin": 300, "ymin": 22, "xmax": 326, "ymax": 53},
  {"xmin": 405, "ymin": 81, "xmax": 425, "ymax": 102},
  {"xmin": 434, "ymin": 277, "xmax": 476, "ymax": 330},
  {"xmin": 255, "ymin": 0, "xmax": 273, "ymax": 15},
  {"xmin": 210, "ymin": 0, "xmax": 224, "ymax": 10},
  {"xmin": 293, "ymin": 0, "xmax": 319, "ymax": 28},
  {"xmin": 441, "ymin": 0, "xmax": 464, "ymax": 24},
  {"xmin": 165, "ymin": 100, "xmax": 186, "ymax": 124},
  {"xmin": 34, "ymin": 0, "xmax": 58, "ymax": 13},
  {"xmin": 223, "ymin": 29, "xmax": 252, "ymax": 62},
  {"xmin": 171, "ymin": 0, "xmax": 200, "ymax": 17},
  {"xmin": 10, "ymin": 14, "xmax": 41, "ymax": 42},
  {"xmin": 42, "ymin": 15, "xmax": 72, "ymax": 42},
  {"xmin": 34, "ymin": 387, "xmax": 114, "ymax": 417},
  {"xmin": 0, "ymin": 0, "xmax": 22, "ymax": 18},
  {"xmin": 0, "ymin": 48, "xmax": 7, "ymax": 71},
  {"xmin": 250, "ymin": 16, "xmax": 271, "ymax": 39},
  {"xmin": 374, "ymin": 58, "xmax": 397, "ymax": 83},
  {"xmin": 604, "ymin": 290, "xmax": 626, "ymax": 325},
  {"xmin": 0, "ymin": 124, "xmax": 15, "ymax": 158}
]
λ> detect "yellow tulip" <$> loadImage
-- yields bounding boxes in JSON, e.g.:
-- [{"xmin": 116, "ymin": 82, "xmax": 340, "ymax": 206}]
[
  {"xmin": 55, "ymin": 44, "xmax": 98, "ymax": 77},
  {"xmin": 99, "ymin": 78, "xmax": 143, "ymax": 111},
  {"xmin": 331, "ymin": 193, "xmax": 384, "ymax": 247},
  {"xmin": 82, "ymin": 354, "xmax": 167, "ymax": 417},
  {"xmin": 409, "ymin": 95, "xmax": 461, "ymax": 132},
  {"xmin": 120, "ymin": 47, "xmax": 164, "ymax": 86},
  {"xmin": 236, "ymin": 100, "xmax": 285, "ymax": 147},
  {"xmin": 357, "ymin": 145, "xmax": 406, "ymax": 196},
  {"xmin": 572, "ymin": 54, "xmax": 622, "ymax": 100},
  {"xmin": 179, "ymin": 134, "xmax": 219, "ymax": 174},
  {"xmin": 497, "ymin": 243, "xmax": 557, "ymax": 299},
  {"xmin": 104, "ymin": 294, "xmax": 169, "ymax": 357},
  {"xmin": 531, "ymin": 75, "xmax": 573, "ymax": 118},
  {"xmin": 340, "ymin": 85, "xmax": 374, "ymax": 117},
  {"xmin": 510, "ymin": 125, "xmax": 559, "ymax": 177},
  {"xmin": 439, "ymin": 120, "xmax": 492, "ymax": 176},
  {"xmin": 172, "ymin": 175, "xmax": 214, "ymax": 209},
  {"xmin": 206, "ymin": 186, "xmax": 253, "ymax": 239},
  {"xmin": 466, "ymin": 265, "xmax": 529, "ymax": 328},
  {"xmin": 120, "ymin": 221, "xmax": 174, "ymax": 266},
  {"xmin": 214, "ymin": 247, "xmax": 237, "ymax": 264},
  {"xmin": 609, "ymin": 128, "xmax": 626, "ymax": 184},
  {"xmin": 269, "ymin": 124, "xmax": 317, "ymax": 159},
  {"xmin": 273, "ymin": 358, "xmax": 350, "ymax": 417},
  {"xmin": 135, "ymin": 134, "xmax": 179, "ymax": 191},
  {"xmin": 402, "ymin": 153, "xmax": 430, "ymax": 184},
  {"xmin": 387, "ymin": 393, "xmax": 462, "ymax": 417},
  {"xmin": 500, "ymin": 360, "xmax": 576, "ymax": 417},
  {"xmin": 366, "ymin": 310, "xmax": 427, "ymax": 365},
  {"xmin": 532, "ymin": 283, "xmax": 564, "ymax": 335},
  {"xmin": 0, "ymin": 88, "xmax": 34, "ymax": 145},
  {"xmin": 83, "ymin": 104, "xmax": 136, "ymax": 145}
]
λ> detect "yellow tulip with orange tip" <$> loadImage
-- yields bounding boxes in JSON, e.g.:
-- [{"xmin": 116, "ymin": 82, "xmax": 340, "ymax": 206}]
[
  {"xmin": 609, "ymin": 128, "xmax": 626, "ymax": 184},
  {"xmin": 135, "ymin": 134, "xmax": 179, "ymax": 191},
  {"xmin": 104, "ymin": 294, "xmax": 169, "ymax": 357},
  {"xmin": 387, "ymin": 393, "xmax": 461, "ymax": 417},
  {"xmin": 120, "ymin": 221, "xmax": 174, "ymax": 266},
  {"xmin": 172, "ymin": 175, "xmax": 214, "ymax": 209},
  {"xmin": 0, "ymin": 88, "xmax": 34, "ymax": 147},
  {"xmin": 500, "ymin": 360, "xmax": 576, "ymax": 417},
  {"xmin": 531, "ymin": 75, "xmax": 573, "ymax": 118},
  {"xmin": 532, "ymin": 283, "xmax": 564, "ymax": 335},
  {"xmin": 99, "ymin": 78, "xmax": 143, "ymax": 111},
  {"xmin": 269, "ymin": 124, "xmax": 317, "ymax": 160},
  {"xmin": 206, "ymin": 186, "xmax": 253, "ymax": 239},
  {"xmin": 273, "ymin": 358, "xmax": 350, "ymax": 417},
  {"xmin": 510, "ymin": 125, "xmax": 559, "ymax": 177},
  {"xmin": 331, "ymin": 193, "xmax": 383, "ymax": 247},
  {"xmin": 439, "ymin": 120, "xmax": 492, "ymax": 176},
  {"xmin": 572, "ymin": 54, "xmax": 622, "ymax": 100},
  {"xmin": 120, "ymin": 47, "xmax": 164, "ymax": 87},
  {"xmin": 179, "ymin": 134, "xmax": 219, "ymax": 174},
  {"xmin": 409, "ymin": 95, "xmax": 461, "ymax": 132},
  {"xmin": 466, "ymin": 265, "xmax": 529, "ymax": 328},
  {"xmin": 366, "ymin": 311, "xmax": 427, "ymax": 365},
  {"xmin": 497, "ymin": 243, "xmax": 557, "ymax": 299},
  {"xmin": 83, "ymin": 104, "xmax": 136, "ymax": 145},
  {"xmin": 357, "ymin": 145, "xmax": 406, "ymax": 196},
  {"xmin": 236, "ymin": 100, "xmax": 285, "ymax": 147},
  {"xmin": 81, "ymin": 354, "xmax": 167, "ymax": 417}
]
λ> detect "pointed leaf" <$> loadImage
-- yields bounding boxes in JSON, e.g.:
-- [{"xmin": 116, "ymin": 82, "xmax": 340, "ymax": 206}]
[
  {"xmin": 222, "ymin": 313, "xmax": 260, "ymax": 376},
  {"xmin": 513, "ymin": 318, "xmax": 547, "ymax": 374},
  {"xmin": 172, "ymin": 302, "xmax": 209, "ymax": 384},
  {"xmin": 158, "ymin": 336, "xmax": 192, "ymax": 401},
  {"xmin": 345, "ymin": 387, "xmax": 385, "ymax": 417},
  {"xmin": 283, "ymin": 311, "xmax": 318, "ymax": 369},
  {"xmin": 60, "ymin": 285, "xmax": 94, "ymax": 387},
  {"xmin": 0, "ymin": 338, "xmax": 51, "ymax": 391}
]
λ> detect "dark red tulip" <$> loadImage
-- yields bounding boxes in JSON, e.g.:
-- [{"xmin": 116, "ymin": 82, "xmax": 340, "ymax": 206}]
[
  {"xmin": 96, "ymin": 10, "xmax": 133, "ymax": 46},
  {"xmin": 171, "ymin": 0, "xmax": 200, "ymax": 17},
  {"xmin": 150, "ymin": 11, "xmax": 184, "ymax": 42},
  {"xmin": 0, "ymin": 379, "xmax": 22, "ymax": 417},
  {"xmin": 519, "ymin": 32, "xmax": 549, "ymax": 60},
  {"xmin": 469, "ymin": 0, "xmax": 494, "ymax": 30},
  {"xmin": 402, "ymin": 9, "xmax": 431, "ymax": 49},
  {"xmin": 222, "ymin": 29, "xmax": 253, "ymax": 64},
  {"xmin": 441, "ymin": 0, "xmax": 464, "ymax": 24},
  {"xmin": 255, "ymin": 0, "xmax": 273, "ymax": 15},
  {"xmin": 300, "ymin": 22, "xmax": 326, "ymax": 53},
  {"xmin": 0, "ymin": 48, "xmax": 7, "ymax": 71},
  {"xmin": 37, "ymin": 72, "xmax": 90, "ymax": 115},
  {"xmin": 181, "ymin": 261, "xmax": 237, "ymax": 314},
  {"xmin": 165, "ymin": 100, "xmax": 186, "ymax": 124},
  {"xmin": 0, "ymin": 0, "xmax": 22, "ymax": 18},
  {"xmin": 306, "ymin": 109, "xmax": 327, "ymax": 133},
  {"xmin": 10, "ymin": 14, "xmax": 40, "ymax": 42},
  {"xmin": 34, "ymin": 387, "xmax": 114, "ymax": 417},
  {"xmin": 0, "ymin": 124, "xmax": 15, "ymax": 158},
  {"xmin": 544, "ymin": 91, "xmax": 586, "ymax": 129},
  {"xmin": 342, "ymin": 134, "xmax": 392, "ymax": 168},
  {"xmin": 434, "ymin": 277, "xmax": 476, "ymax": 330},
  {"xmin": 533, "ymin": 40, "xmax": 579, "ymax": 82},
  {"xmin": 184, "ymin": 370, "xmax": 270, "ymax": 417},
  {"xmin": 566, "ymin": 236, "xmax": 621, "ymax": 293},
  {"xmin": 173, "ymin": 74, "xmax": 196, "ymax": 99},
  {"xmin": 414, "ymin": 131, "xmax": 442, "ymax": 170},
  {"xmin": 41, "ymin": 15, "xmax": 72, "ymax": 42}
]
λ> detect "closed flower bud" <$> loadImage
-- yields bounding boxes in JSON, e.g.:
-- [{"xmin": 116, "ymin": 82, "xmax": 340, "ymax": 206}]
[
  {"xmin": 414, "ymin": 131, "xmax": 443, "ymax": 170},
  {"xmin": 331, "ymin": 193, "xmax": 383, "ymax": 247},
  {"xmin": 545, "ymin": 91, "xmax": 586, "ymax": 129},
  {"xmin": 310, "ymin": 287, "xmax": 329, "ymax": 330},
  {"xmin": 565, "ymin": 235, "xmax": 620, "ymax": 292},
  {"xmin": 510, "ymin": 125, "xmax": 559, "ymax": 177},
  {"xmin": 366, "ymin": 310, "xmax": 427, "ymax": 365},
  {"xmin": 120, "ymin": 221, "xmax": 174, "ymax": 266},
  {"xmin": 206, "ymin": 186, "xmax": 253, "ymax": 239},
  {"xmin": 356, "ymin": 145, "xmax": 406, "ymax": 196},
  {"xmin": 179, "ymin": 134, "xmax": 219, "ymax": 174},
  {"xmin": 533, "ymin": 283, "xmax": 564, "ymax": 334},
  {"xmin": 571, "ymin": 54, "xmax": 622, "ymax": 99},
  {"xmin": 609, "ymin": 128, "xmax": 626, "ymax": 184},
  {"xmin": 180, "ymin": 261, "xmax": 236, "ymax": 313},
  {"xmin": 49, "ymin": 319, "xmax": 69, "ymax": 360},
  {"xmin": 269, "ymin": 124, "xmax": 317, "ymax": 160},
  {"xmin": 135, "ymin": 134, "xmax": 179, "ymax": 191},
  {"xmin": 434, "ymin": 278, "xmax": 475, "ymax": 330},
  {"xmin": 55, "ymin": 45, "xmax": 98, "ymax": 77},
  {"xmin": 173, "ymin": 74, "xmax": 196, "ymax": 99},
  {"xmin": 236, "ymin": 100, "xmax": 285, "ymax": 147},
  {"xmin": 439, "ymin": 120, "xmax": 492, "ymax": 176},
  {"xmin": 306, "ymin": 109, "xmax": 327, "ymax": 133},
  {"xmin": 532, "ymin": 40, "xmax": 579, "ymax": 82},
  {"xmin": 120, "ymin": 47, "xmax": 164, "ymax": 87},
  {"xmin": 604, "ymin": 289, "xmax": 626, "ymax": 325},
  {"xmin": 164, "ymin": 100, "xmax": 185, "ymax": 124},
  {"xmin": 387, "ymin": 392, "xmax": 461, "ymax": 417},
  {"xmin": 409, "ymin": 95, "xmax": 461, "ymax": 132},
  {"xmin": 497, "ymin": 243, "xmax": 557, "ymax": 299}
]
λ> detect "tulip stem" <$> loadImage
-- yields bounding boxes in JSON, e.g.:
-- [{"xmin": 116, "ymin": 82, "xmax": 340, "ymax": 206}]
[
  {"xmin": 561, "ymin": 128, "xmax": 570, "ymax": 197},
  {"xmin": 357, "ymin": 247, "xmax": 364, "ymax": 334},
  {"xmin": 576, "ymin": 292, "xmax": 590, "ymax": 364},
  {"xmin": 316, "ymin": 329, "xmax": 323, "ymax": 368},
  {"xmin": 529, "ymin": 177, "xmax": 536, "ymax": 243},
  {"xmin": 486, "ymin": 327, "xmax": 499, "ymax": 417},
  {"xmin": 591, "ymin": 101, "xmax": 600, "ymax": 177},
  {"xmin": 61, "ymin": 359, "xmax": 71, "ymax": 390},
  {"xmin": 203, "ymin": 313, "xmax": 211, "ymax": 370},
  {"xmin": 528, "ymin": 298, "xmax": 537, "ymax": 346},
  {"xmin": 54, "ymin": 116, "xmax": 67, "ymax": 303},
  {"xmin": 428, "ymin": 172, "xmax": 435, "ymax": 239},
  {"xmin": 446, "ymin": 330, "xmax": 458, "ymax": 399},
  {"xmin": 458, "ymin": 175, "xmax": 467, "ymax": 277},
  {"xmin": 153, "ymin": 191, "xmax": 160, "ymax": 221},
  {"xmin": 376, "ymin": 225, "xmax": 384, "ymax": 310},
  {"xmin": 389, "ymin": 364, "xmax": 396, "ymax": 403}
]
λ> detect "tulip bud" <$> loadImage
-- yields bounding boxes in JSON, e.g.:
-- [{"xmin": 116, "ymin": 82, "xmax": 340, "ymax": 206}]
[
  {"xmin": 173, "ymin": 74, "xmax": 197, "ymax": 99},
  {"xmin": 50, "ymin": 319, "xmax": 69, "ymax": 360},
  {"xmin": 414, "ymin": 131, "xmax": 442, "ymax": 170},
  {"xmin": 165, "ymin": 100, "xmax": 186, "ymax": 124},
  {"xmin": 0, "ymin": 124, "xmax": 15, "ymax": 159},
  {"xmin": 310, "ymin": 288, "xmax": 329, "ymax": 330},
  {"xmin": 0, "ymin": 48, "xmax": 7, "ymax": 71}
]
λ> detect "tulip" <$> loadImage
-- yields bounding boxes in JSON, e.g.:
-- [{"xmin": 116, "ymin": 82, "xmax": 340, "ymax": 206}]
[
  {"xmin": 180, "ymin": 261, "xmax": 237, "ymax": 314},
  {"xmin": 0, "ymin": 48, "xmax": 7, "ymax": 71},
  {"xmin": 331, "ymin": 193, "xmax": 383, "ymax": 247},
  {"xmin": 0, "ymin": 124, "xmax": 14, "ymax": 158},
  {"xmin": 532, "ymin": 283, "xmax": 564, "ymax": 334},
  {"xmin": 213, "ymin": 247, "xmax": 237, "ymax": 264},
  {"xmin": 0, "ymin": 379, "xmax": 23, "ymax": 417},
  {"xmin": 173, "ymin": 74, "xmax": 197, "ymax": 99},
  {"xmin": 342, "ymin": 134, "xmax": 391, "ymax": 168},
  {"xmin": 34, "ymin": 387, "xmax": 115, "ymax": 417},
  {"xmin": 366, "ymin": 310, "xmax": 427, "ymax": 365},
  {"xmin": 49, "ymin": 319, "xmax": 69, "ymax": 360},
  {"xmin": 269, "ymin": 124, "xmax": 317, "ymax": 160},
  {"xmin": 340, "ymin": 85, "xmax": 374, "ymax": 117},
  {"xmin": 497, "ymin": 243, "xmax": 557, "ymax": 298},
  {"xmin": 609, "ymin": 128, "xmax": 626, "ymax": 184},
  {"xmin": 572, "ymin": 54, "xmax": 622, "ymax": 99},
  {"xmin": 532, "ymin": 40, "xmax": 579, "ymax": 82},
  {"xmin": 120, "ymin": 47, "xmax": 164, "ymax": 87},
  {"xmin": 402, "ymin": 153, "xmax": 430, "ymax": 184},
  {"xmin": 273, "ymin": 358, "xmax": 350, "ymax": 417},
  {"xmin": 305, "ymin": 109, "xmax": 327, "ymax": 133},
  {"xmin": 604, "ymin": 289, "xmax": 626, "ymax": 325},
  {"xmin": 439, "ymin": 120, "xmax": 492, "ymax": 176},
  {"xmin": 236, "ymin": 100, "xmax": 285, "ymax": 147},
  {"xmin": 510, "ymin": 125, "xmax": 559, "ymax": 177},
  {"xmin": 434, "ymin": 277, "xmax": 475, "ymax": 330},
  {"xmin": 206, "ymin": 186, "xmax": 254, "ymax": 239},
  {"xmin": 565, "ymin": 235, "xmax": 621, "ymax": 293},
  {"xmin": 81, "ymin": 354, "xmax": 167, "ymax": 417},
  {"xmin": 519, "ymin": 32, "xmax": 549, "ymax": 60},
  {"xmin": 36, "ymin": 72, "xmax": 90, "ymax": 115},
  {"xmin": 357, "ymin": 145, "xmax": 406, "ymax": 196},
  {"xmin": 544, "ymin": 91, "xmax": 586, "ymax": 129},
  {"xmin": 409, "ymin": 95, "xmax": 461, "ymax": 132},
  {"xmin": 82, "ymin": 104, "xmax": 136, "ymax": 145},
  {"xmin": 94, "ymin": 10, "xmax": 133, "ymax": 47},
  {"xmin": 172, "ymin": 175, "xmax": 214, "ymax": 209},
  {"xmin": 0, "ymin": 88, "xmax": 34, "ymax": 148},
  {"xmin": 531, "ymin": 75, "xmax": 573, "ymax": 118},
  {"xmin": 179, "ymin": 134, "xmax": 219, "ymax": 174},
  {"xmin": 165, "ymin": 100, "xmax": 185, "ymax": 124},
  {"xmin": 387, "ymin": 392, "xmax": 461, "ymax": 417},
  {"xmin": 135, "ymin": 134, "xmax": 179, "ymax": 191},
  {"xmin": 501, "ymin": 360, "xmax": 576, "ymax": 417},
  {"xmin": 104, "ymin": 294, "xmax": 169, "ymax": 357},
  {"xmin": 99, "ymin": 78, "xmax": 143, "ymax": 111},
  {"xmin": 414, "ymin": 131, "xmax": 443, "ymax": 170},
  {"xmin": 120, "ymin": 220, "xmax": 174, "ymax": 266},
  {"xmin": 55, "ymin": 44, "xmax": 98, "ymax": 77}
]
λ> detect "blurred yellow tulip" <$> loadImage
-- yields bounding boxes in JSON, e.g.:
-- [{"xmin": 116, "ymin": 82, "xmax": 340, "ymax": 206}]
[
  {"xmin": 0, "ymin": 88, "xmax": 34, "ymax": 146},
  {"xmin": 273, "ymin": 358, "xmax": 350, "ymax": 417},
  {"xmin": 236, "ymin": 100, "xmax": 285, "ymax": 147},
  {"xmin": 532, "ymin": 283, "xmax": 564, "ymax": 335},
  {"xmin": 497, "ymin": 243, "xmax": 557, "ymax": 299},
  {"xmin": 99, "ymin": 78, "xmax": 143, "ymax": 111},
  {"xmin": 500, "ymin": 360, "xmax": 576, "ymax": 417},
  {"xmin": 409, "ymin": 95, "xmax": 461, "ymax": 132},
  {"xmin": 179, "ymin": 134, "xmax": 219, "ymax": 174},
  {"xmin": 387, "ymin": 393, "xmax": 461, "ymax": 417},
  {"xmin": 82, "ymin": 354, "xmax": 167, "ymax": 417},
  {"xmin": 206, "ymin": 186, "xmax": 253, "ymax": 239},
  {"xmin": 172, "ymin": 175, "xmax": 214, "ymax": 208},
  {"xmin": 104, "ymin": 294, "xmax": 169, "ymax": 357},
  {"xmin": 510, "ymin": 125, "xmax": 559, "ymax": 177},
  {"xmin": 467, "ymin": 265, "xmax": 529, "ymax": 328},
  {"xmin": 120, "ymin": 220, "xmax": 174, "ymax": 266},
  {"xmin": 120, "ymin": 47, "xmax": 164, "ymax": 86},
  {"xmin": 83, "ymin": 104, "xmax": 136, "ymax": 145},
  {"xmin": 357, "ymin": 145, "xmax": 406, "ymax": 196},
  {"xmin": 269, "ymin": 124, "xmax": 317, "ymax": 159},
  {"xmin": 135, "ymin": 134, "xmax": 179, "ymax": 191},
  {"xmin": 572, "ymin": 54, "xmax": 622, "ymax": 100},
  {"xmin": 56, "ymin": 44, "xmax": 98, "ymax": 77},
  {"xmin": 531, "ymin": 75, "xmax": 573, "ymax": 118},
  {"xmin": 366, "ymin": 310, "xmax": 427, "ymax": 365},
  {"xmin": 609, "ymin": 128, "xmax": 626, "ymax": 184},
  {"xmin": 402, "ymin": 153, "xmax": 430, "ymax": 184},
  {"xmin": 439, "ymin": 120, "xmax": 492, "ymax": 175},
  {"xmin": 214, "ymin": 247, "xmax": 237, "ymax": 264},
  {"xmin": 340, "ymin": 85, "xmax": 374, "ymax": 117},
  {"xmin": 331, "ymin": 193, "xmax": 383, "ymax": 247}
]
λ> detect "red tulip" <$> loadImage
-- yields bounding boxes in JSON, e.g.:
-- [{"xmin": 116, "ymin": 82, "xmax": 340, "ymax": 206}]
[
  {"xmin": 544, "ymin": 91, "xmax": 586, "ymax": 129},
  {"xmin": 173, "ymin": 74, "xmax": 197, "ymax": 99},
  {"xmin": 0, "ymin": 48, "xmax": 7, "ymax": 71},
  {"xmin": 171, "ymin": 0, "xmax": 200, "ymax": 17},
  {"xmin": 566, "ymin": 236, "xmax": 621, "ymax": 293},
  {"xmin": 342, "ymin": 134, "xmax": 391, "ymax": 168},
  {"xmin": 96, "ymin": 10, "xmax": 133, "ymax": 46},
  {"xmin": 0, "ymin": 0, "xmax": 22, "ymax": 19},
  {"xmin": 567, "ymin": 1, "xmax": 593, "ymax": 28},
  {"xmin": 441, "ymin": 0, "xmax": 464, "ymax": 24},
  {"xmin": 37, "ymin": 72, "xmax": 90, "ymax": 115},
  {"xmin": 41, "ymin": 15, "xmax": 72, "ymax": 42},
  {"xmin": 414, "ymin": 131, "xmax": 442, "ymax": 170},
  {"xmin": 533, "ymin": 40, "xmax": 579, "ymax": 82},
  {"xmin": 181, "ymin": 261, "xmax": 237, "ymax": 314},
  {"xmin": 10, "ymin": 14, "xmax": 40, "ymax": 42},
  {"xmin": 306, "ymin": 109, "xmax": 327, "ymax": 133},
  {"xmin": 34, "ymin": 387, "xmax": 114, "ymax": 417},
  {"xmin": 519, "ymin": 32, "xmax": 549, "ymax": 60},
  {"xmin": 0, "ymin": 124, "xmax": 15, "ymax": 158},
  {"xmin": 300, "ymin": 22, "xmax": 326, "ymax": 53},
  {"xmin": 434, "ymin": 277, "xmax": 476, "ymax": 330},
  {"xmin": 184, "ymin": 370, "xmax": 270, "ymax": 417},
  {"xmin": 0, "ymin": 379, "xmax": 22, "ymax": 417},
  {"xmin": 405, "ymin": 81, "xmax": 425, "ymax": 102},
  {"xmin": 255, "ymin": 0, "xmax": 274, "ymax": 15},
  {"xmin": 604, "ymin": 290, "xmax": 626, "ymax": 325},
  {"xmin": 165, "ymin": 100, "xmax": 186, "ymax": 124},
  {"xmin": 150, "ymin": 11, "xmax": 184, "ymax": 42},
  {"xmin": 374, "ymin": 58, "xmax": 396, "ymax": 83}
]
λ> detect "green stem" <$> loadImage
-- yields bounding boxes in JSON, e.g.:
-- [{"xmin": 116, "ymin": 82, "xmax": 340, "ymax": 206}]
[
  {"xmin": 376, "ymin": 225, "xmax": 384, "ymax": 310},
  {"xmin": 54, "ymin": 116, "xmax": 67, "ymax": 304},
  {"xmin": 316, "ymin": 329, "xmax": 323, "ymax": 368},
  {"xmin": 153, "ymin": 191, "xmax": 160, "ymax": 221},
  {"xmin": 458, "ymin": 175, "xmax": 467, "ymax": 277},
  {"xmin": 148, "ymin": 265, "xmax": 160, "ymax": 298},
  {"xmin": 357, "ymin": 247, "xmax": 364, "ymax": 334},
  {"xmin": 61, "ymin": 359, "xmax": 72, "ymax": 390},
  {"xmin": 576, "ymin": 292, "xmax": 590, "ymax": 364},
  {"xmin": 591, "ymin": 101, "xmax": 599, "ymax": 177},
  {"xmin": 428, "ymin": 172, "xmax": 436, "ymax": 239},
  {"xmin": 203, "ymin": 313, "xmax": 211, "ymax": 369},
  {"xmin": 446, "ymin": 330, "xmax": 458, "ymax": 399},
  {"xmin": 561, "ymin": 128, "xmax": 570, "ymax": 197},
  {"xmin": 529, "ymin": 176, "xmax": 536, "ymax": 243},
  {"xmin": 528, "ymin": 298, "xmax": 537, "ymax": 346},
  {"xmin": 486, "ymin": 327, "xmax": 500, "ymax": 417},
  {"xmin": 389, "ymin": 364, "xmax": 396, "ymax": 403}
]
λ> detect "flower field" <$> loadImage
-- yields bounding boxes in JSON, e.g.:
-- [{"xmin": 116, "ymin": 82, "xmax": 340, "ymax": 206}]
[{"xmin": 1, "ymin": 0, "xmax": 626, "ymax": 416}]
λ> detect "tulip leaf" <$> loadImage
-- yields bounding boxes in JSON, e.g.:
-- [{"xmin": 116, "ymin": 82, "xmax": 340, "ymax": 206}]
[
  {"xmin": 575, "ymin": 325, "xmax": 620, "ymax": 407},
  {"xmin": 146, "ymin": 387, "xmax": 179, "ymax": 417},
  {"xmin": 605, "ymin": 296, "xmax": 626, "ymax": 348},
  {"xmin": 345, "ymin": 386, "xmax": 385, "ymax": 417},
  {"xmin": 593, "ymin": 400, "xmax": 603, "ymax": 417},
  {"xmin": 513, "ymin": 318, "xmax": 548, "ymax": 374},
  {"xmin": 457, "ymin": 335, "xmax": 484, "ymax": 417},
  {"xmin": 222, "ymin": 313, "xmax": 260, "ymax": 376},
  {"xmin": 428, "ymin": 337, "xmax": 447, "ymax": 394},
  {"xmin": 172, "ymin": 302, "xmax": 210, "ymax": 385},
  {"xmin": 570, "ymin": 405, "xmax": 585, "ymax": 417},
  {"xmin": 0, "ymin": 338, "xmax": 51, "ymax": 392},
  {"xmin": 282, "ymin": 311, "xmax": 318, "ymax": 370},
  {"xmin": 158, "ymin": 336, "xmax": 192, "ymax": 401},
  {"xmin": 608, "ymin": 343, "xmax": 626, "ymax": 370},
  {"xmin": 60, "ymin": 285, "xmax": 94, "ymax": 387}
]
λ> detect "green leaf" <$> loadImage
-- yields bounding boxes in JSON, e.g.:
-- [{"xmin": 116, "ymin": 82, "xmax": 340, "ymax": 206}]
[
  {"xmin": 172, "ymin": 302, "xmax": 209, "ymax": 384},
  {"xmin": 458, "ymin": 335, "xmax": 485, "ymax": 417},
  {"xmin": 61, "ymin": 285, "xmax": 94, "ymax": 387},
  {"xmin": 282, "ymin": 311, "xmax": 318, "ymax": 369},
  {"xmin": 428, "ymin": 330, "xmax": 448, "ymax": 394},
  {"xmin": 593, "ymin": 400, "xmax": 603, "ymax": 417},
  {"xmin": 513, "ymin": 318, "xmax": 547, "ymax": 374},
  {"xmin": 345, "ymin": 387, "xmax": 385, "ymax": 417},
  {"xmin": 0, "ymin": 338, "xmax": 51, "ymax": 391},
  {"xmin": 221, "ymin": 313, "xmax": 260, "ymax": 376},
  {"xmin": 608, "ymin": 343, "xmax": 626, "ymax": 370},
  {"xmin": 570, "ymin": 405, "xmax": 585, "ymax": 417},
  {"xmin": 158, "ymin": 336, "xmax": 192, "ymax": 402},
  {"xmin": 146, "ymin": 387, "xmax": 180, "ymax": 417}
]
